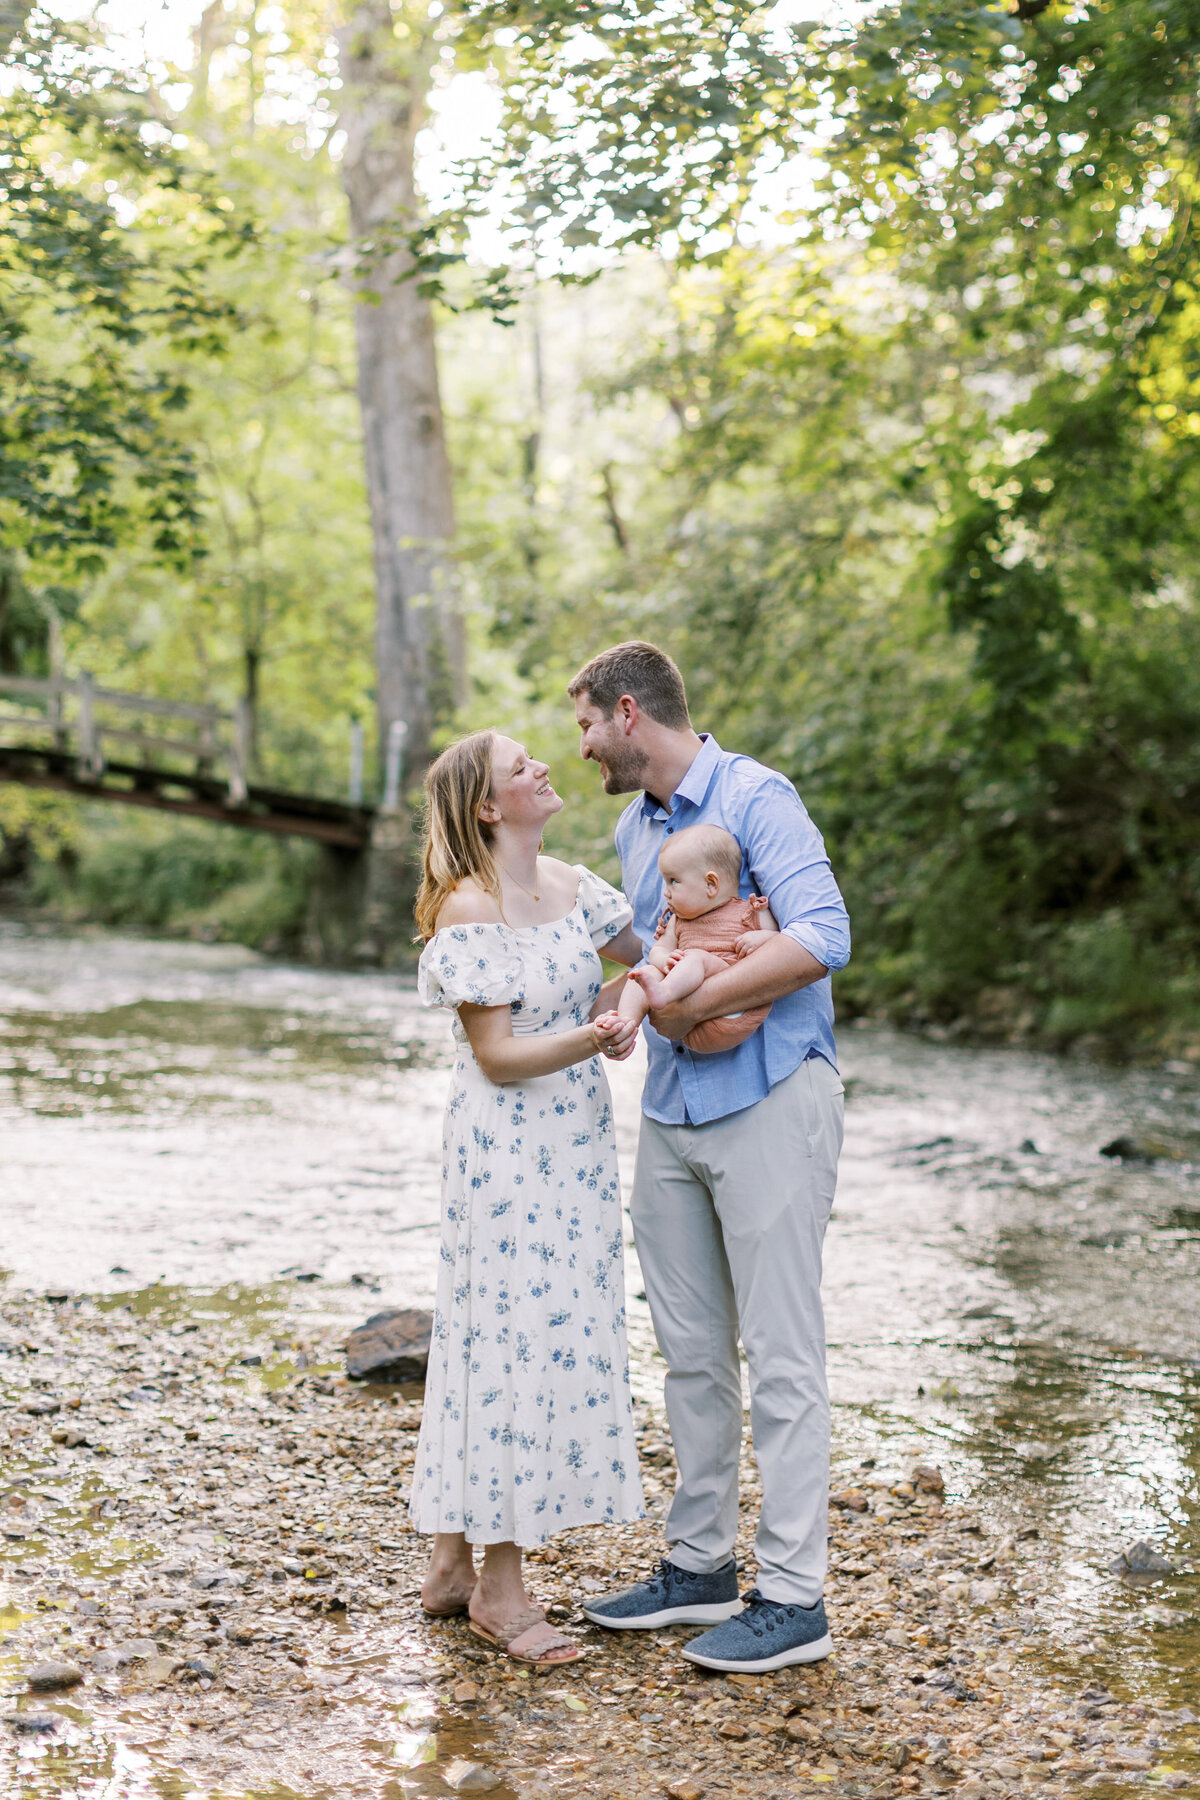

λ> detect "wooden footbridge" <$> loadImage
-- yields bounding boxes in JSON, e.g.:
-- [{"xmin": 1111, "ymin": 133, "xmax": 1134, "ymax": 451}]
[{"xmin": 0, "ymin": 673, "xmax": 398, "ymax": 851}]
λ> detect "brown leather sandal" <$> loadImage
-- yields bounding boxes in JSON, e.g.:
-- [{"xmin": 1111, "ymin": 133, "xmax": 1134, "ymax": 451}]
[
  {"xmin": 421, "ymin": 1580, "xmax": 478, "ymax": 1618},
  {"xmin": 469, "ymin": 1605, "xmax": 586, "ymax": 1669}
]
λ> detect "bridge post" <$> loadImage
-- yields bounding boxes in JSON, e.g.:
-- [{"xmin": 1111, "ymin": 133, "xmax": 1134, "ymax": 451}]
[
  {"xmin": 228, "ymin": 701, "xmax": 251, "ymax": 805},
  {"xmin": 353, "ymin": 808, "xmax": 417, "ymax": 965},
  {"xmin": 76, "ymin": 673, "xmax": 103, "ymax": 778},
  {"xmin": 349, "ymin": 721, "xmax": 365, "ymax": 805},
  {"xmin": 304, "ymin": 842, "xmax": 372, "ymax": 963}
]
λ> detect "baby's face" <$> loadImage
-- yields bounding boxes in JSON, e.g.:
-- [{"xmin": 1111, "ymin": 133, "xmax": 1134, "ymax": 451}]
[{"xmin": 658, "ymin": 847, "xmax": 727, "ymax": 919}]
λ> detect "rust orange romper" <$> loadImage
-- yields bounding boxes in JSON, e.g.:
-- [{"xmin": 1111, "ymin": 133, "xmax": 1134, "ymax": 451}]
[{"xmin": 664, "ymin": 894, "xmax": 773, "ymax": 1055}]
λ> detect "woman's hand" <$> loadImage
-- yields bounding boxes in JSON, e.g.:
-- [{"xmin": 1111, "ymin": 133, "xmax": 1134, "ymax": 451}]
[{"xmin": 592, "ymin": 1010, "xmax": 639, "ymax": 1061}]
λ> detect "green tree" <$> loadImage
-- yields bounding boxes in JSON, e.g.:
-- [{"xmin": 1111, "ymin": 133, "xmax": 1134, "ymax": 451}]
[{"xmin": 0, "ymin": 2, "xmax": 245, "ymax": 658}]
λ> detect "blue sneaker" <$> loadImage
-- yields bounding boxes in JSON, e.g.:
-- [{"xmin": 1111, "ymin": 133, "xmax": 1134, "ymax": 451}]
[
  {"xmin": 582, "ymin": 1558, "xmax": 742, "ymax": 1630},
  {"xmin": 681, "ymin": 1588, "xmax": 833, "ymax": 1671}
]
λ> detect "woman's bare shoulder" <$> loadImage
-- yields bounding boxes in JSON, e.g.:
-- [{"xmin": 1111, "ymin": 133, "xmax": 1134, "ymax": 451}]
[
  {"xmin": 538, "ymin": 854, "xmax": 580, "ymax": 884},
  {"xmin": 435, "ymin": 879, "xmax": 505, "ymax": 931}
]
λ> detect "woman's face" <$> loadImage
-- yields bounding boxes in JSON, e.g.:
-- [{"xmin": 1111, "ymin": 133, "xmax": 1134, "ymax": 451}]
[{"xmin": 486, "ymin": 735, "xmax": 563, "ymax": 829}]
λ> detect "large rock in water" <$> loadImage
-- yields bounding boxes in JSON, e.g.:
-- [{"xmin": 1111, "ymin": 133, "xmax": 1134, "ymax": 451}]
[{"xmin": 345, "ymin": 1308, "xmax": 432, "ymax": 1383}]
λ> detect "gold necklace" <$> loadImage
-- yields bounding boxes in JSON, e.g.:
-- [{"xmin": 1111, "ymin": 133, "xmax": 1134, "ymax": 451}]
[{"xmin": 500, "ymin": 861, "xmax": 540, "ymax": 902}]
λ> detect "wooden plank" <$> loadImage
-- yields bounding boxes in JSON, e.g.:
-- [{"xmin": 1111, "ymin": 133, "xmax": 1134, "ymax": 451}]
[
  {"xmin": 91, "ymin": 683, "xmax": 225, "ymax": 725},
  {"xmin": 0, "ymin": 673, "xmax": 227, "ymax": 725},
  {"xmin": 93, "ymin": 724, "xmax": 217, "ymax": 760},
  {"xmin": 0, "ymin": 676, "xmax": 59, "ymax": 698}
]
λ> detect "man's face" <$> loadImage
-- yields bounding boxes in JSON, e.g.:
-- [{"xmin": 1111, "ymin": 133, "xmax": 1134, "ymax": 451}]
[{"xmin": 575, "ymin": 693, "xmax": 649, "ymax": 795}]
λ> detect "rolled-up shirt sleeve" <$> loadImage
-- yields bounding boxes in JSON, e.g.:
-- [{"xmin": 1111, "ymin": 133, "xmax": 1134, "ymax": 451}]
[{"xmin": 740, "ymin": 775, "xmax": 851, "ymax": 973}]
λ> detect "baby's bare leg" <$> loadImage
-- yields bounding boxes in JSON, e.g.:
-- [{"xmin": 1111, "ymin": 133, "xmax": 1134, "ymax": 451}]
[
  {"xmin": 629, "ymin": 948, "xmax": 727, "ymax": 1011},
  {"xmin": 617, "ymin": 975, "xmax": 652, "ymax": 1030}
]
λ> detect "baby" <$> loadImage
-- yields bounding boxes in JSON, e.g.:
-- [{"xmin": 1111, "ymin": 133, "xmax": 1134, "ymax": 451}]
[{"xmin": 619, "ymin": 823, "xmax": 780, "ymax": 1055}]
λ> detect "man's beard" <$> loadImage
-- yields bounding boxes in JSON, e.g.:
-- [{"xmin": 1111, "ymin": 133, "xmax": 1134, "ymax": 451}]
[{"xmin": 600, "ymin": 740, "xmax": 650, "ymax": 795}]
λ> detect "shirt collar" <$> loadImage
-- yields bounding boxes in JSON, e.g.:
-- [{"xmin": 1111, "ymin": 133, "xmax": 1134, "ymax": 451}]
[{"xmin": 641, "ymin": 732, "xmax": 723, "ymax": 819}]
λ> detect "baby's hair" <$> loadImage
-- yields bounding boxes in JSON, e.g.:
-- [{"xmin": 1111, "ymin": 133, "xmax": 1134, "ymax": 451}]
[{"xmin": 661, "ymin": 823, "xmax": 743, "ymax": 886}]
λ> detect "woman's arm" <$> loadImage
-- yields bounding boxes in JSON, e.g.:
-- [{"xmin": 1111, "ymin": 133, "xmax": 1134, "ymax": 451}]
[{"xmin": 460, "ymin": 1002, "xmax": 635, "ymax": 1084}]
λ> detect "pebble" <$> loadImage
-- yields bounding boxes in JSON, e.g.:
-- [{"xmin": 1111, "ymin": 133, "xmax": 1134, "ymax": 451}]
[
  {"xmin": 3, "ymin": 1288, "xmax": 1196, "ymax": 1800},
  {"xmin": 442, "ymin": 1761, "xmax": 502, "ymax": 1793},
  {"xmin": 143, "ymin": 1656, "xmax": 182, "ymax": 1685},
  {"xmin": 1109, "ymin": 1541, "xmax": 1177, "ymax": 1577},
  {"xmin": 26, "ymin": 1661, "xmax": 83, "ymax": 1691},
  {"xmin": 180, "ymin": 1657, "xmax": 218, "ymax": 1681},
  {"xmin": 1109, "ymin": 1747, "xmax": 1154, "ymax": 1770},
  {"xmin": 3, "ymin": 1712, "xmax": 59, "ymax": 1734},
  {"xmin": 912, "ymin": 1463, "xmax": 945, "ymax": 1496}
]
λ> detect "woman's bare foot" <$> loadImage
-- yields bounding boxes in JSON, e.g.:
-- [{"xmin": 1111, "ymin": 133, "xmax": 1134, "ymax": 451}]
[
  {"xmin": 629, "ymin": 964, "xmax": 670, "ymax": 1008},
  {"xmin": 422, "ymin": 1532, "xmax": 477, "ymax": 1615}
]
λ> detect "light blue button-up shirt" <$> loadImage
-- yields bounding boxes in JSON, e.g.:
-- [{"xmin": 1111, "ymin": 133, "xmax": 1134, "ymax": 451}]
[{"xmin": 614, "ymin": 733, "xmax": 851, "ymax": 1127}]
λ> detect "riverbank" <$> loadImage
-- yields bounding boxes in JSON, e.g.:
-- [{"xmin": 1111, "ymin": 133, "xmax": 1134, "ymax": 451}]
[
  {"xmin": 4, "ymin": 1286, "xmax": 1198, "ymax": 1800},
  {"xmin": 5, "ymin": 927, "xmax": 1200, "ymax": 1797}
]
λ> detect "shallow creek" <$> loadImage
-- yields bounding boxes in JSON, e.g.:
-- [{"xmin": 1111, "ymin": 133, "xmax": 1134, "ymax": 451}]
[{"xmin": 1, "ymin": 926, "xmax": 1198, "ymax": 1796}]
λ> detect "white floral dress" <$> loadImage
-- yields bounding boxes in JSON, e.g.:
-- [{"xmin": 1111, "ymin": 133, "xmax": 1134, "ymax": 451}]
[{"xmin": 410, "ymin": 865, "xmax": 645, "ymax": 1546}]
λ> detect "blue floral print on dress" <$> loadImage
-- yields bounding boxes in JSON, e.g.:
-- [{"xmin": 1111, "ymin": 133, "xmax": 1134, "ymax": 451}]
[{"xmin": 410, "ymin": 866, "xmax": 645, "ymax": 1546}]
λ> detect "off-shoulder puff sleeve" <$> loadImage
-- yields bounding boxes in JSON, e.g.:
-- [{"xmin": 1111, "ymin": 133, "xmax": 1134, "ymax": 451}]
[
  {"xmin": 575, "ymin": 864, "xmax": 633, "ymax": 951},
  {"xmin": 417, "ymin": 924, "xmax": 525, "ymax": 1011}
]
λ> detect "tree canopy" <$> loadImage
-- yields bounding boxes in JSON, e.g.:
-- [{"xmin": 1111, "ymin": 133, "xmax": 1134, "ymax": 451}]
[{"xmin": 1, "ymin": 0, "xmax": 1197, "ymax": 1048}]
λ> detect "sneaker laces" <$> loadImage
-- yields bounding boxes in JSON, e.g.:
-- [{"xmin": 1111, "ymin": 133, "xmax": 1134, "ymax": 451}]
[
  {"xmin": 647, "ymin": 1558, "xmax": 677, "ymax": 1598},
  {"xmin": 651, "ymin": 1558, "xmax": 713, "ymax": 1599},
  {"xmin": 740, "ymin": 1586, "xmax": 800, "ymax": 1639}
]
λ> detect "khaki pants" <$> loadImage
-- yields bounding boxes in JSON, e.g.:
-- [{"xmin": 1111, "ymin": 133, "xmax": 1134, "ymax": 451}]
[{"xmin": 630, "ymin": 1055, "xmax": 844, "ymax": 1605}]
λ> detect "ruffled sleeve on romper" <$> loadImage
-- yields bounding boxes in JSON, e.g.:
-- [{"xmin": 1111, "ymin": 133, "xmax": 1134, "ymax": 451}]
[
  {"xmin": 574, "ymin": 864, "xmax": 633, "ymax": 949},
  {"xmin": 417, "ymin": 923, "xmax": 526, "ymax": 1010}
]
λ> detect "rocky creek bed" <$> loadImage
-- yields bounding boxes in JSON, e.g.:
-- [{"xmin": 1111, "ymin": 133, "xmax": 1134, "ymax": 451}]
[{"xmin": 3, "ymin": 1288, "xmax": 1199, "ymax": 1800}]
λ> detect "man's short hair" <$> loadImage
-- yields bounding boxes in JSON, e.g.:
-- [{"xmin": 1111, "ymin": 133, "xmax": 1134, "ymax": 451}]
[{"xmin": 568, "ymin": 640, "xmax": 690, "ymax": 729}]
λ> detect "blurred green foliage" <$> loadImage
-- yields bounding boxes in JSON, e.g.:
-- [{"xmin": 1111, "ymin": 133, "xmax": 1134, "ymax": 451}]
[
  {"xmin": 1, "ymin": 0, "xmax": 1198, "ymax": 1056},
  {"xmin": 25, "ymin": 808, "xmax": 313, "ymax": 951}
]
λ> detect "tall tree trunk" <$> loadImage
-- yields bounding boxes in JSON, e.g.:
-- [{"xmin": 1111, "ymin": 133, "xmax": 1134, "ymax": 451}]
[{"xmin": 335, "ymin": 0, "xmax": 462, "ymax": 787}]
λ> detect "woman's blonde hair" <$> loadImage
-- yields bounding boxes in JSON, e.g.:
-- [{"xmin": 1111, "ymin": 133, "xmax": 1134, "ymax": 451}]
[{"xmin": 414, "ymin": 730, "xmax": 502, "ymax": 940}]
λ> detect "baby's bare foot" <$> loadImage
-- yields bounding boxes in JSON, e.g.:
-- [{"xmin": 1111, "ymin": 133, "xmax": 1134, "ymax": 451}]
[{"xmin": 630, "ymin": 966, "xmax": 668, "ymax": 1008}]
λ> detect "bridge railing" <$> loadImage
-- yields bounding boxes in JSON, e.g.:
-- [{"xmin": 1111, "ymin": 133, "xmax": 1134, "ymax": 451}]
[{"xmin": 0, "ymin": 673, "xmax": 251, "ymax": 805}]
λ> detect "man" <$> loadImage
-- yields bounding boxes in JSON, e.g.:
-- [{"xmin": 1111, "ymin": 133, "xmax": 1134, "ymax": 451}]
[{"xmin": 569, "ymin": 640, "xmax": 850, "ymax": 1674}]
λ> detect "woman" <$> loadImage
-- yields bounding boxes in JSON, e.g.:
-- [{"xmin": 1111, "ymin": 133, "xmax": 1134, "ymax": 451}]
[{"xmin": 411, "ymin": 728, "xmax": 646, "ymax": 1668}]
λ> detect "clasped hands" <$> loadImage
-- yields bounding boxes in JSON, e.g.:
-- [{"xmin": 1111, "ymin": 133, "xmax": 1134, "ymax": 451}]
[{"xmin": 590, "ymin": 1011, "xmax": 639, "ymax": 1061}]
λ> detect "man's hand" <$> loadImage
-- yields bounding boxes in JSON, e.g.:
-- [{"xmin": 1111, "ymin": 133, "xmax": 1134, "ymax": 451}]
[{"xmin": 646, "ymin": 994, "xmax": 708, "ymax": 1042}]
